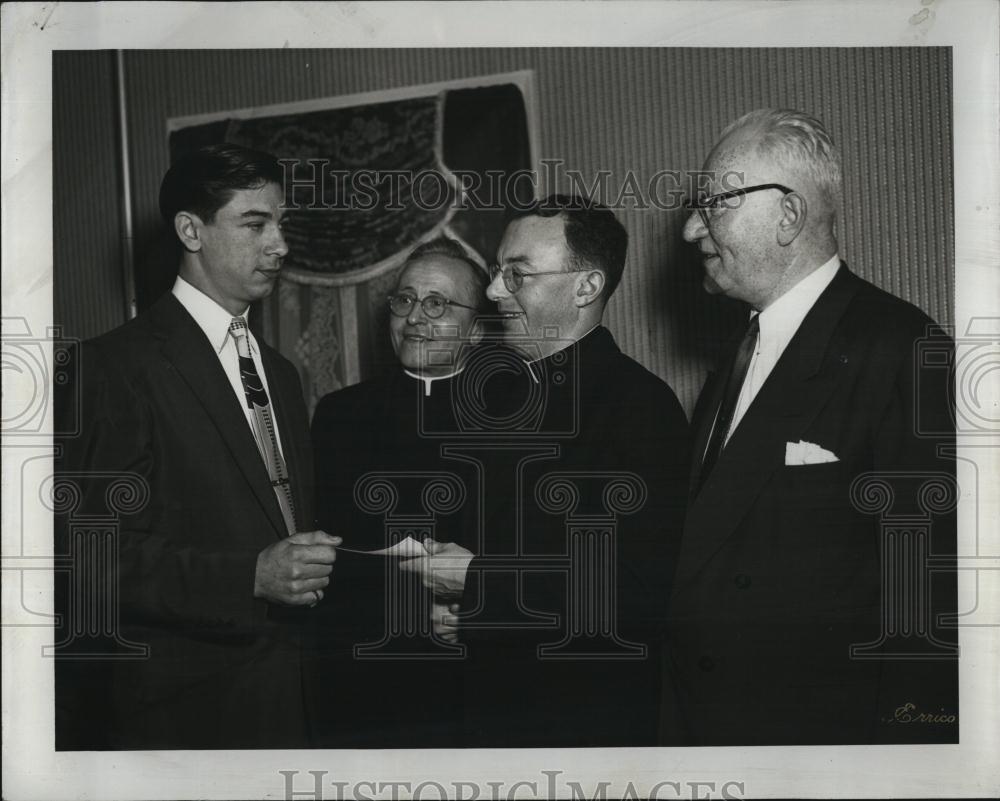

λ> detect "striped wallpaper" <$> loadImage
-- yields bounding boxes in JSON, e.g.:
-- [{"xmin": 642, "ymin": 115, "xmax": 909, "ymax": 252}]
[
  {"xmin": 52, "ymin": 50, "xmax": 127, "ymax": 341},
  {"xmin": 53, "ymin": 47, "xmax": 953, "ymax": 416}
]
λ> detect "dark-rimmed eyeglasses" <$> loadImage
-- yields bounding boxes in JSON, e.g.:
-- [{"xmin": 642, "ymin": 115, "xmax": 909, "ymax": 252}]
[
  {"xmin": 387, "ymin": 293, "xmax": 479, "ymax": 319},
  {"xmin": 489, "ymin": 263, "xmax": 572, "ymax": 294},
  {"xmin": 686, "ymin": 183, "xmax": 795, "ymax": 227}
]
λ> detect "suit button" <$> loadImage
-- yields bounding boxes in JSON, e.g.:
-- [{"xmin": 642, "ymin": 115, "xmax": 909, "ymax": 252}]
[
  {"xmin": 698, "ymin": 656, "xmax": 715, "ymax": 672},
  {"xmin": 734, "ymin": 574, "xmax": 752, "ymax": 589}
]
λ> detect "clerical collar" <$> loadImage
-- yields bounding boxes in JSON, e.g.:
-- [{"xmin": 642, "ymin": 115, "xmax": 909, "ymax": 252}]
[
  {"xmin": 404, "ymin": 368, "xmax": 464, "ymax": 397},
  {"xmin": 523, "ymin": 324, "xmax": 601, "ymax": 384}
]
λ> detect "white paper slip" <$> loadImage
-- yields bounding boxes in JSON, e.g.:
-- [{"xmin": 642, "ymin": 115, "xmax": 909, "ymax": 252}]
[{"xmin": 336, "ymin": 535, "xmax": 427, "ymax": 558}]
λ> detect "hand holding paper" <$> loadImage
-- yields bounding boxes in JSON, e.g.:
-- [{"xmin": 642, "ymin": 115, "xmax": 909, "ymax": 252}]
[
  {"xmin": 432, "ymin": 601, "xmax": 461, "ymax": 643},
  {"xmin": 398, "ymin": 538, "xmax": 474, "ymax": 601},
  {"xmin": 253, "ymin": 530, "xmax": 342, "ymax": 606}
]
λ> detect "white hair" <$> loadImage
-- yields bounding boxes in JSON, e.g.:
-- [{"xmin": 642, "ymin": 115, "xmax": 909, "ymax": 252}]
[{"xmin": 722, "ymin": 108, "xmax": 843, "ymax": 210}]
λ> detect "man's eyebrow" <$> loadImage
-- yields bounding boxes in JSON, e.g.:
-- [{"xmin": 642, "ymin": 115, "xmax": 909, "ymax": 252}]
[
  {"xmin": 502, "ymin": 255, "xmax": 530, "ymax": 267},
  {"xmin": 240, "ymin": 209, "xmax": 273, "ymax": 219}
]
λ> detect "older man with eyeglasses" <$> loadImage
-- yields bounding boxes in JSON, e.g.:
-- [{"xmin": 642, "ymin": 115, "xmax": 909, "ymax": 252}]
[
  {"xmin": 664, "ymin": 109, "xmax": 957, "ymax": 746},
  {"xmin": 398, "ymin": 195, "xmax": 691, "ymax": 747},
  {"xmin": 307, "ymin": 235, "xmax": 489, "ymax": 747}
]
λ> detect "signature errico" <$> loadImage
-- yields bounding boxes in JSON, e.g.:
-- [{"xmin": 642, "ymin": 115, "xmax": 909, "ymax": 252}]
[{"xmin": 889, "ymin": 702, "xmax": 958, "ymax": 724}]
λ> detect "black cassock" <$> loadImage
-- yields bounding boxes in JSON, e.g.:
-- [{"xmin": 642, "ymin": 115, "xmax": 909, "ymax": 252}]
[
  {"xmin": 309, "ymin": 365, "xmax": 477, "ymax": 747},
  {"xmin": 309, "ymin": 328, "xmax": 690, "ymax": 747}
]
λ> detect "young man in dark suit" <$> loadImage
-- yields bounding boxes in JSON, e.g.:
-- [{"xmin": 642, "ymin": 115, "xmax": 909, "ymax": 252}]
[
  {"xmin": 55, "ymin": 144, "xmax": 340, "ymax": 749},
  {"xmin": 665, "ymin": 109, "xmax": 957, "ymax": 745}
]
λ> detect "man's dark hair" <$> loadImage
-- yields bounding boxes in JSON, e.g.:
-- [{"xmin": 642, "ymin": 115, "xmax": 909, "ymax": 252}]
[
  {"xmin": 510, "ymin": 194, "xmax": 628, "ymax": 300},
  {"xmin": 158, "ymin": 142, "xmax": 284, "ymax": 230},
  {"xmin": 405, "ymin": 236, "xmax": 490, "ymax": 310}
]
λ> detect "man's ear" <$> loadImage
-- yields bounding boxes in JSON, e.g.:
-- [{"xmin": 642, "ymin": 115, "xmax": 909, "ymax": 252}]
[
  {"xmin": 174, "ymin": 211, "xmax": 204, "ymax": 253},
  {"xmin": 468, "ymin": 317, "xmax": 485, "ymax": 347},
  {"xmin": 574, "ymin": 269, "xmax": 606, "ymax": 307},
  {"xmin": 776, "ymin": 192, "xmax": 807, "ymax": 246}
]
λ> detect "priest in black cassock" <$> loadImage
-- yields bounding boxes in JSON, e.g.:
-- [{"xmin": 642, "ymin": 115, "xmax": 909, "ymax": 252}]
[
  {"xmin": 307, "ymin": 237, "xmax": 490, "ymax": 747},
  {"xmin": 400, "ymin": 196, "xmax": 692, "ymax": 747}
]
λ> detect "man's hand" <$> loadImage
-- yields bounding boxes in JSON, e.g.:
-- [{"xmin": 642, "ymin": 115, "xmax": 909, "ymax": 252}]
[
  {"xmin": 254, "ymin": 530, "xmax": 341, "ymax": 606},
  {"xmin": 398, "ymin": 538, "xmax": 474, "ymax": 601},
  {"xmin": 432, "ymin": 602, "xmax": 461, "ymax": 643}
]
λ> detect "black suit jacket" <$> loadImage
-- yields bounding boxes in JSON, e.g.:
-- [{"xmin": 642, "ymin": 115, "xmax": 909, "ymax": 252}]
[
  {"xmin": 664, "ymin": 265, "xmax": 957, "ymax": 745},
  {"xmin": 54, "ymin": 293, "xmax": 316, "ymax": 749}
]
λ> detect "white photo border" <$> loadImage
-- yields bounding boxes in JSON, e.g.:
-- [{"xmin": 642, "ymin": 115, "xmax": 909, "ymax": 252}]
[{"xmin": 2, "ymin": 2, "xmax": 998, "ymax": 799}]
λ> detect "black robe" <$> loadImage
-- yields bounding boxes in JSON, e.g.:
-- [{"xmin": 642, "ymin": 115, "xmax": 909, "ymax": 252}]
[
  {"xmin": 456, "ymin": 327, "xmax": 691, "ymax": 746},
  {"xmin": 309, "ymin": 367, "xmax": 479, "ymax": 747},
  {"xmin": 309, "ymin": 329, "xmax": 691, "ymax": 747}
]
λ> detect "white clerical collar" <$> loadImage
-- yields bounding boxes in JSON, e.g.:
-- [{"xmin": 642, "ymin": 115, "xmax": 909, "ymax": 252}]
[
  {"xmin": 754, "ymin": 255, "xmax": 840, "ymax": 355},
  {"xmin": 172, "ymin": 275, "xmax": 251, "ymax": 354},
  {"xmin": 404, "ymin": 368, "xmax": 464, "ymax": 397},
  {"xmin": 523, "ymin": 324, "xmax": 600, "ymax": 384}
]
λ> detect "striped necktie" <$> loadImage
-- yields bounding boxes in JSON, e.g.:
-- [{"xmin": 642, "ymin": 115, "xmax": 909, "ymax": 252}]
[{"xmin": 228, "ymin": 318, "xmax": 297, "ymax": 535}]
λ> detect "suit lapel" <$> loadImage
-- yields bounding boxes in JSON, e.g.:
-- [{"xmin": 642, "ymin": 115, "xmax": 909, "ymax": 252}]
[
  {"xmin": 150, "ymin": 295, "xmax": 288, "ymax": 539},
  {"xmin": 677, "ymin": 264, "xmax": 861, "ymax": 586},
  {"xmin": 688, "ymin": 370, "xmax": 719, "ymax": 498}
]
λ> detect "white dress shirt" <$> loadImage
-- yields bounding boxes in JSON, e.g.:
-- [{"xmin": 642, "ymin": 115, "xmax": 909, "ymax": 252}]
[
  {"xmin": 171, "ymin": 275, "xmax": 285, "ymax": 457},
  {"xmin": 726, "ymin": 255, "xmax": 841, "ymax": 441}
]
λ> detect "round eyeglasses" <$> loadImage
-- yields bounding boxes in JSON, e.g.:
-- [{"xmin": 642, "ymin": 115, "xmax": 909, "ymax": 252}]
[
  {"xmin": 489, "ymin": 263, "xmax": 573, "ymax": 294},
  {"xmin": 686, "ymin": 183, "xmax": 795, "ymax": 228},
  {"xmin": 387, "ymin": 293, "xmax": 479, "ymax": 319}
]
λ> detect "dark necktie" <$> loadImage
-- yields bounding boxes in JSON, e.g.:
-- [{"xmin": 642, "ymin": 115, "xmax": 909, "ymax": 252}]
[
  {"xmin": 228, "ymin": 318, "xmax": 297, "ymax": 535},
  {"xmin": 697, "ymin": 314, "xmax": 760, "ymax": 493}
]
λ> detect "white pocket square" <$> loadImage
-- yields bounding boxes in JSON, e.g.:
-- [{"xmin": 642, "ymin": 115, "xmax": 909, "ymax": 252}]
[{"xmin": 785, "ymin": 440, "xmax": 839, "ymax": 465}]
